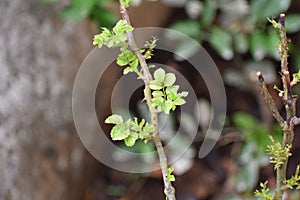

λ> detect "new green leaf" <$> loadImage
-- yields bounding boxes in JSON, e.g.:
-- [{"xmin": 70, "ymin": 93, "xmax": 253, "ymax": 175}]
[
  {"xmin": 124, "ymin": 133, "xmax": 138, "ymax": 147},
  {"xmin": 164, "ymin": 73, "xmax": 176, "ymax": 87},
  {"xmin": 105, "ymin": 114, "xmax": 123, "ymax": 124},
  {"xmin": 154, "ymin": 68, "xmax": 166, "ymax": 83},
  {"xmin": 110, "ymin": 124, "xmax": 130, "ymax": 140},
  {"xmin": 167, "ymin": 167, "xmax": 176, "ymax": 182}
]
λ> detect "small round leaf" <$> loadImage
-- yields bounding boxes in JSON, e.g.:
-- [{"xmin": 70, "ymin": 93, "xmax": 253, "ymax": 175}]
[
  {"xmin": 124, "ymin": 133, "xmax": 138, "ymax": 147},
  {"xmin": 154, "ymin": 68, "xmax": 166, "ymax": 83},
  {"xmin": 149, "ymin": 81, "xmax": 163, "ymax": 90},
  {"xmin": 164, "ymin": 73, "xmax": 176, "ymax": 86},
  {"xmin": 105, "ymin": 114, "xmax": 123, "ymax": 124},
  {"xmin": 110, "ymin": 124, "xmax": 130, "ymax": 140}
]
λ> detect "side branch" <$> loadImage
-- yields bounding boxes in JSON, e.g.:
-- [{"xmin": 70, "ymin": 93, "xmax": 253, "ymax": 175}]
[{"xmin": 256, "ymin": 72, "xmax": 286, "ymax": 128}]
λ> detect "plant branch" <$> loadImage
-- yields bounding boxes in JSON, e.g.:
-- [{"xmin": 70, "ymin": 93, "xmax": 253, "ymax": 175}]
[
  {"xmin": 120, "ymin": 3, "xmax": 176, "ymax": 199},
  {"xmin": 276, "ymin": 15, "xmax": 294, "ymax": 199},
  {"xmin": 258, "ymin": 14, "xmax": 298, "ymax": 200},
  {"xmin": 256, "ymin": 71, "xmax": 285, "ymax": 129}
]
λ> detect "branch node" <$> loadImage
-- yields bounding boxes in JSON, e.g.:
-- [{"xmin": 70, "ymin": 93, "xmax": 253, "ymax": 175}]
[
  {"xmin": 279, "ymin": 13, "xmax": 285, "ymax": 27},
  {"xmin": 257, "ymin": 71, "xmax": 264, "ymax": 83}
]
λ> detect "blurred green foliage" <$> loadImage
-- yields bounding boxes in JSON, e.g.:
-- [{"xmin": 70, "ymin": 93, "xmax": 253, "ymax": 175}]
[
  {"xmin": 170, "ymin": 0, "xmax": 300, "ymax": 63},
  {"xmin": 232, "ymin": 112, "xmax": 282, "ymax": 195},
  {"xmin": 41, "ymin": 0, "xmax": 300, "ymax": 68},
  {"xmin": 40, "ymin": 0, "xmax": 117, "ymax": 28}
]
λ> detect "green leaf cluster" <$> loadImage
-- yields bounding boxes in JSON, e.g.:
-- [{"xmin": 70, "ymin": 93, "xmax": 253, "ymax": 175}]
[
  {"xmin": 143, "ymin": 37, "xmax": 158, "ymax": 60},
  {"xmin": 105, "ymin": 114, "xmax": 155, "ymax": 147},
  {"xmin": 254, "ymin": 181, "xmax": 273, "ymax": 200},
  {"xmin": 120, "ymin": 0, "xmax": 133, "ymax": 8},
  {"xmin": 167, "ymin": 166, "xmax": 175, "ymax": 182},
  {"xmin": 291, "ymin": 70, "xmax": 300, "ymax": 86},
  {"xmin": 284, "ymin": 165, "xmax": 300, "ymax": 190},
  {"xmin": 93, "ymin": 20, "xmax": 133, "ymax": 48},
  {"xmin": 233, "ymin": 112, "xmax": 281, "ymax": 153},
  {"xmin": 117, "ymin": 50, "xmax": 139, "ymax": 74},
  {"xmin": 233, "ymin": 112, "xmax": 282, "ymax": 192},
  {"xmin": 266, "ymin": 136, "xmax": 292, "ymax": 170},
  {"xmin": 149, "ymin": 68, "xmax": 188, "ymax": 114}
]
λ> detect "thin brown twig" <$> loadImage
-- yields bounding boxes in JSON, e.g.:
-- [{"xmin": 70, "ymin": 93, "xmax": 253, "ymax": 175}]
[
  {"xmin": 120, "ymin": 4, "xmax": 176, "ymax": 200},
  {"xmin": 256, "ymin": 72, "xmax": 285, "ymax": 129}
]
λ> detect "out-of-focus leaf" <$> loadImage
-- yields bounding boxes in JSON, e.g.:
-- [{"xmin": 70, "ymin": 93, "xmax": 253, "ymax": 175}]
[
  {"xmin": 250, "ymin": 0, "xmax": 268, "ymax": 22},
  {"xmin": 209, "ymin": 27, "xmax": 233, "ymax": 60},
  {"xmin": 293, "ymin": 49, "xmax": 300, "ymax": 71},
  {"xmin": 185, "ymin": 0, "xmax": 203, "ymax": 19},
  {"xmin": 180, "ymin": 113, "xmax": 198, "ymax": 139},
  {"xmin": 236, "ymin": 160, "xmax": 259, "ymax": 192},
  {"xmin": 201, "ymin": 0, "xmax": 217, "ymax": 27},
  {"xmin": 60, "ymin": 7, "xmax": 87, "ymax": 21},
  {"xmin": 61, "ymin": 0, "xmax": 98, "ymax": 20},
  {"xmin": 169, "ymin": 20, "xmax": 200, "ymax": 38},
  {"xmin": 220, "ymin": 0, "xmax": 249, "ymax": 17},
  {"xmin": 251, "ymin": 0, "xmax": 291, "ymax": 23},
  {"xmin": 239, "ymin": 142, "xmax": 256, "ymax": 164},
  {"xmin": 250, "ymin": 31, "xmax": 268, "ymax": 61},
  {"xmin": 174, "ymin": 38, "xmax": 200, "ymax": 61},
  {"xmin": 285, "ymin": 14, "xmax": 300, "ymax": 33},
  {"xmin": 223, "ymin": 69, "xmax": 251, "ymax": 89},
  {"xmin": 266, "ymin": 29, "xmax": 280, "ymax": 60},
  {"xmin": 71, "ymin": 0, "xmax": 98, "ymax": 8},
  {"xmin": 168, "ymin": 134, "xmax": 196, "ymax": 175},
  {"xmin": 233, "ymin": 112, "xmax": 257, "ymax": 131},
  {"xmin": 234, "ymin": 33, "xmax": 249, "ymax": 54},
  {"xmin": 89, "ymin": 7, "xmax": 117, "ymax": 28},
  {"xmin": 196, "ymin": 98, "xmax": 211, "ymax": 129},
  {"xmin": 233, "ymin": 112, "xmax": 274, "ymax": 153}
]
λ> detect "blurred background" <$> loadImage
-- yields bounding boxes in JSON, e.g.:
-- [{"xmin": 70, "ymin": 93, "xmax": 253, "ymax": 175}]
[{"xmin": 1, "ymin": 0, "xmax": 300, "ymax": 199}]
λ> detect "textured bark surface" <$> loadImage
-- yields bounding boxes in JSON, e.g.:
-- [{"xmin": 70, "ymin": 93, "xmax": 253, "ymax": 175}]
[
  {"xmin": 0, "ymin": 0, "xmax": 172, "ymax": 199},
  {"xmin": 0, "ymin": 0, "xmax": 96, "ymax": 199}
]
